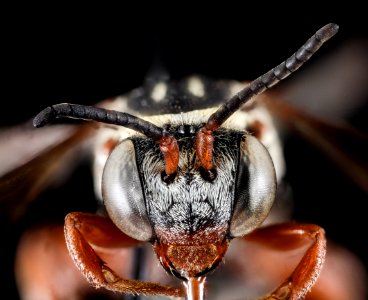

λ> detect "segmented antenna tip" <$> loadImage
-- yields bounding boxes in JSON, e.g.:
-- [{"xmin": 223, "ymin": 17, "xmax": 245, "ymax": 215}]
[
  {"xmin": 33, "ymin": 107, "xmax": 54, "ymax": 128},
  {"xmin": 317, "ymin": 23, "xmax": 339, "ymax": 41}
]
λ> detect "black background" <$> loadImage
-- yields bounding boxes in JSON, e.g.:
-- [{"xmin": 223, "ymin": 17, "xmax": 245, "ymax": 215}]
[{"xmin": 1, "ymin": 5, "xmax": 367, "ymax": 299}]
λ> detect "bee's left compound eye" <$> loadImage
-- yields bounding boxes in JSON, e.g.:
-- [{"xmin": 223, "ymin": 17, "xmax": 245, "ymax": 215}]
[
  {"xmin": 230, "ymin": 135, "xmax": 277, "ymax": 237},
  {"xmin": 102, "ymin": 139, "xmax": 153, "ymax": 242}
]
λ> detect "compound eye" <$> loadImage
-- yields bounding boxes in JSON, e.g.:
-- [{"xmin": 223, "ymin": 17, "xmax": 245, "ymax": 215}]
[
  {"xmin": 102, "ymin": 139, "xmax": 152, "ymax": 241},
  {"xmin": 230, "ymin": 135, "xmax": 276, "ymax": 237}
]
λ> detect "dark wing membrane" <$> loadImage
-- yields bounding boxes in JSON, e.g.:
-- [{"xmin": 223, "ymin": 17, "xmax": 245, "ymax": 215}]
[
  {"xmin": 260, "ymin": 93, "xmax": 368, "ymax": 193},
  {"xmin": 0, "ymin": 124, "xmax": 95, "ymax": 222},
  {"xmin": 277, "ymin": 40, "xmax": 368, "ymax": 121}
]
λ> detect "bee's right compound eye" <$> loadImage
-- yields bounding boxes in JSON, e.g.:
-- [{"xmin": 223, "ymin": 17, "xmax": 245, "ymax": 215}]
[
  {"xmin": 230, "ymin": 135, "xmax": 277, "ymax": 237},
  {"xmin": 102, "ymin": 139, "xmax": 153, "ymax": 242}
]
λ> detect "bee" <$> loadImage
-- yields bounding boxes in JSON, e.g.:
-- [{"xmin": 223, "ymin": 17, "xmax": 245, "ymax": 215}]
[{"xmin": 1, "ymin": 23, "xmax": 367, "ymax": 300}]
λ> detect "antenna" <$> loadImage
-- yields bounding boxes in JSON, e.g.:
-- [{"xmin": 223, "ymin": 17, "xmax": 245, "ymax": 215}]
[
  {"xmin": 34, "ymin": 103, "xmax": 179, "ymax": 175},
  {"xmin": 196, "ymin": 23, "xmax": 339, "ymax": 170}
]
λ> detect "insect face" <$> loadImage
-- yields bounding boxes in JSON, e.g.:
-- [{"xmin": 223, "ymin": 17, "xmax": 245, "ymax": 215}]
[{"xmin": 102, "ymin": 123, "xmax": 276, "ymax": 279}]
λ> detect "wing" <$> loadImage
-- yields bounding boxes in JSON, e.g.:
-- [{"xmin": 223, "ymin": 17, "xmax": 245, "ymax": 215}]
[
  {"xmin": 260, "ymin": 93, "xmax": 368, "ymax": 194},
  {"xmin": 0, "ymin": 122, "xmax": 96, "ymax": 222},
  {"xmin": 250, "ymin": 40, "xmax": 368, "ymax": 194},
  {"xmin": 276, "ymin": 40, "xmax": 368, "ymax": 121}
]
